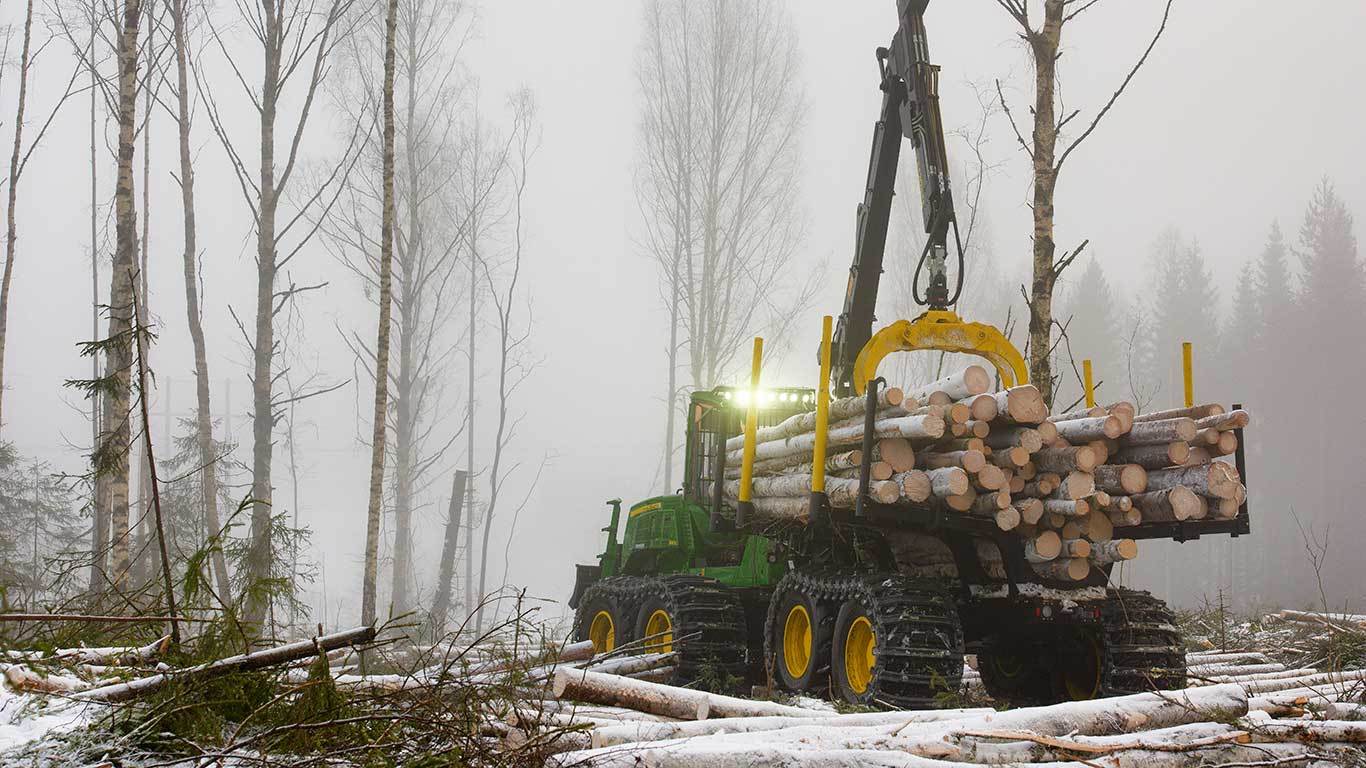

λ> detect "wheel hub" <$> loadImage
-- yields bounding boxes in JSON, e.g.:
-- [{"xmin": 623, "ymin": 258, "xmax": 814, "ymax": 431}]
[
  {"xmin": 844, "ymin": 615, "xmax": 876, "ymax": 693},
  {"xmin": 782, "ymin": 604, "xmax": 813, "ymax": 679},
  {"xmin": 589, "ymin": 610, "xmax": 615, "ymax": 653},
  {"xmin": 644, "ymin": 609, "xmax": 674, "ymax": 653}
]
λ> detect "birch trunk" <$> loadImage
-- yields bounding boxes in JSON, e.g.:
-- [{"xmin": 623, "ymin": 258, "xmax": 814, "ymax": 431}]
[
  {"xmin": 360, "ymin": 0, "xmax": 399, "ymax": 627},
  {"xmin": 104, "ymin": 0, "xmax": 143, "ymax": 589},
  {"xmin": 427, "ymin": 470, "xmax": 466, "ymax": 636},
  {"xmin": 171, "ymin": 0, "xmax": 230, "ymax": 605},
  {"xmin": 0, "ymin": 0, "xmax": 35, "ymax": 435}
]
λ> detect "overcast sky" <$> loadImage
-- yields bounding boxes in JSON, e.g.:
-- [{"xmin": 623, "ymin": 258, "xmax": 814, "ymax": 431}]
[{"xmin": 4, "ymin": 0, "xmax": 1363, "ymax": 621}]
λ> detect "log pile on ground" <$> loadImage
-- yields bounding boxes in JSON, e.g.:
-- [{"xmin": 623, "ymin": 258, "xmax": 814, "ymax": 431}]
[
  {"xmin": 5, "ymin": 611, "xmax": 1362, "ymax": 766},
  {"xmin": 716, "ymin": 365, "xmax": 1250, "ymax": 583}
]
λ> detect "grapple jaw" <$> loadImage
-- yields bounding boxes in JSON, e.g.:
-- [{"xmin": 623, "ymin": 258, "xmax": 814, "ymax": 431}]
[{"xmin": 851, "ymin": 310, "xmax": 1028, "ymax": 395}]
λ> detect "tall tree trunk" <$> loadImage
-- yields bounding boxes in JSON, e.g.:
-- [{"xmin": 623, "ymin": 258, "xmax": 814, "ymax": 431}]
[
  {"xmin": 171, "ymin": 0, "xmax": 230, "ymax": 605},
  {"xmin": 88, "ymin": 0, "xmax": 107, "ymax": 593},
  {"xmin": 427, "ymin": 469, "xmax": 466, "ymax": 637},
  {"xmin": 106, "ymin": 0, "xmax": 144, "ymax": 590},
  {"xmin": 132, "ymin": 21, "xmax": 155, "ymax": 588},
  {"xmin": 1025, "ymin": 1, "xmax": 1064, "ymax": 407},
  {"xmin": 661, "ymin": 251, "xmax": 679, "ymax": 492},
  {"xmin": 389, "ymin": 304, "xmax": 414, "ymax": 615},
  {"xmin": 245, "ymin": 8, "xmax": 281, "ymax": 628},
  {"xmin": 0, "ymin": 0, "xmax": 35, "ymax": 436},
  {"xmin": 463, "ymin": 231, "xmax": 476, "ymax": 616},
  {"xmin": 360, "ymin": 0, "xmax": 398, "ymax": 627}
]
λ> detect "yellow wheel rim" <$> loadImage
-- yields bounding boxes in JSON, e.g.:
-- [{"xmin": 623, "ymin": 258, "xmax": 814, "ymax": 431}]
[
  {"xmin": 782, "ymin": 604, "xmax": 813, "ymax": 680},
  {"xmin": 844, "ymin": 616, "xmax": 876, "ymax": 694},
  {"xmin": 589, "ymin": 610, "xmax": 615, "ymax": 653},
  {"xmin": 1063, "ymin": 635, "xmax": 1103, "ymax": 700},
  {"xmin": 644, "ymin": 609, "xmax": 674, "ymax": 653}
]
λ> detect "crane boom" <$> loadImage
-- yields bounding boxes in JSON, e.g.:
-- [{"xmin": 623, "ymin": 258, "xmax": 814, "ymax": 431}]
[{"xmin": 830, "ymin": 0, "xmax": 961, "ymax": 396}]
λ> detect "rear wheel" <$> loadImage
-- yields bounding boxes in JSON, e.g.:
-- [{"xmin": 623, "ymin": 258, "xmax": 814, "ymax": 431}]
[
  {"xmin": 827, "ymin": 574, "xmax": 963, "ymax": 709},
  {"xmin": 764, "ymin": 573, "xmax": 833, "ymax": 692},
  {"xmin": 631, "ymin": 576, "xmax": 748, "ymax": 691},
  {"xmin": 977, "ymin": 635, "xmax": 1054, "ymax": 706}
]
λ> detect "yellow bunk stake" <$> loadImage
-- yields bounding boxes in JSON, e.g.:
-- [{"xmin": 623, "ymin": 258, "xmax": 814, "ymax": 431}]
[
  {"xmin": 1182, "ymin": 342, "xmax": 1194, "ymax": 408},
  {"xmin": 1083, "ymin": 359, "xmax": 1095, "ymax": 408},
  {"xmin": 810, "ymin": 317, "xmax": 833, "ymax": 522},
  {"xmin": 737, "ymin": 337, "xmax": 764, "ymax": 527}
]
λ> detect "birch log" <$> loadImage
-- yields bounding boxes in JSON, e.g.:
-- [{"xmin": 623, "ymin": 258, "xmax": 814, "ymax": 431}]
[
  {"xmin": 1113, "ymin": 441, "xmax": 1189, "ymax": 470},
  {"xmin": 1122, "ymin": 417, "xmax": 1198, "ymax": 446},
  {"xmin": 909, "ymin": 366, "xmax": 990, "ymax": 402},
  {"xmin": 1033, "ymin": 446, "xmax": 1098, "ymax": 474},
  {"xmin": 920, "ymin": 450, "xmax": 985, "ymax": 474},
  {"xmin": 1088, "ymin": 538, "xmax": 1137, "ymax": 565},
  {"xmin": 1033, "ymin": 557, "xmax": 1090, "ymax": 581},
  {"xmin": 1092, "ymin": 464, "xmax": 1148, "ymax": 495},
  {"xmin": 1133, "ymin": 486, "xmax": 1201, "ymax": 522},
  {"xmin": 1052, "ymin": 415, "xmax": 1126, "ymax": 442},
  {"xmin": 1135, "ymin": 403, "xmax": 1225, "ymax": 422},
  {"xmin": 725, "ymin": 413, "xmax": 945, "ymax": 464},
  {"xmin": 896, "ymin": 470, "xmax": 932, "ymax": 502},
  {"xmin": 1147, "ymin": 462, "xmax": 1240, "ymax": 499},
  {"xmin": 992, "ymin": 385, "xmax": 1048, "ymax": 425}
]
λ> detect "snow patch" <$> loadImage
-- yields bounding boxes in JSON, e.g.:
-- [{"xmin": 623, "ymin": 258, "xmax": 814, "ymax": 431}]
[{"xmin": 0, "ymin": 684, "xmax": 91, "ymax": 755}]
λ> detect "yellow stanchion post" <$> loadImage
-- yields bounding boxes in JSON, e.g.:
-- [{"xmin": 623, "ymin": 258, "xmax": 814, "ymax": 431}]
[
  {"xmin": 1182, "ymin": 342, "xmax": 1194, "ymax": 408},
  {"xmin": 809, "ymin": 317, "xmax": 833, "ymax": 523},
  {"xmin": 1083, "ymin": 359, "xmax": 1095, "ymax": 408},
  {"xmin": 736, "ymin": 337, "xmax": 763, "ymax": 527}
]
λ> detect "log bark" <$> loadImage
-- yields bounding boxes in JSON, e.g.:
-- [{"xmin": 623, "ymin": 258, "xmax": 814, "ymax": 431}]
[
  {"xmin": 987, "ymin": 445, "xmax": 1029, "ymax": 468},
  {"xmin": 992, "ymin": 385, "xmax": 1048, "ymax": 424},
  {"xmin": 1032, "ymin": 557, "xmax": 1090, "ymax": 581},
  {"xmin": 908, "ymin": 366, "xmax": 990, "ymax": 403},
  {"xmin": 994, "ymin": 505, "xmax": 1021, "ymax": 531},
  {"xmin": 1113, "ymin": 441, "xmax": 1189, "ymax": 470},
  {"xmin": 1015, "ymin": 498, "xmax": 1044, "ymax": 525},
  {"xmin": 920, "ymin": 450, "xmax": 985, "ymax": 474},
  {"xmin": 1147, "ymin": 462, "xmax": 1240, "ymax": 499},
  {"xmin": 726, "ymin": 449, "xmax": 863, "ymax": 479},
  {"xmin": 970, "ymin": 490, "xmax": 1010, "ymax": 515},
  {"xmin": 1088, "ymin": 538, "xmax": 1137, "ymax": 565},
  {"xmin": 959, "ymin": 393, "xmax": 999, "ymax": 422},
  {"xmin": 1051, "ymin": 405, "xmax": 1106, "ymax": 422},
  {"xmin": 926, "ymin": 467, "xmax": 969, "ymax": 496},
  {"xmin": 1044, "ymin": 498, "xmax": 1089, "ymax": 518},
  {"xmin": 76, "ymin": 625, "xmax": 377, "ymax": 703},
  {"xmin": 1034, "ymin": 420, "xmax": 1059, "ymax": 444},
  {"xmin": 588, "ymin": 708, "xmax": 996, "ymax": 749},
  {"xmin": 553, "ymin": 667, "xmax": 826, "ymax": 722},
  {"xmin": 1024, "ymin": 530, "xmax": 1062, "ymax": 562},
  {"xmin": 1195, "ymin": 409, "xmax": 1250, "ymax": 432},
  {"xmin": 723, "ymin": 390, "xmax": 905, "ymax": 452},
  {"xmin": 1133, "ymin": 486, "xmax": 1201, "ymax": 522},
  {"xmin": 1033, "ymin": 446, "xmax": 1098, "ymax": 474},
  {"xmin": 1050, "ymin": 471, "xmax": 1095, "ymax": 500},
  {"xmin": 1211, "ymin": 430, "xmax": 1238, "ymax": 457},
  {"xmin": 896, "ymin": 470, "xmax": 932, "ymax": 502},
  {"xmin": 1052, "ymin": 415, "xmax": 1125, "ymax": 442},
  {"xmin": 1122, "ymin": 417, "xmax": 1198, "ymax": 445},
  {"xmin": 1135, "ymin": 403, "xmax": 1225, "ymax": 422},
  {"xmin": 1092, "ymin": 464, "xmax": 1148, "ymax": 495},
  {"xmin": 1108, "ymin": 507, "xmax": 1142, "ymax": 527},
  {"xmin": 724, "ymin": 413, "xmax": 945, "ymax": 464}
]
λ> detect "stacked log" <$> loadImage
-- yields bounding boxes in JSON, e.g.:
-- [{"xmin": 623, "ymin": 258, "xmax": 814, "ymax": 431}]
[{"xmin": 714, "ymin": 364, "xmax": 1250, "ymax": 584}]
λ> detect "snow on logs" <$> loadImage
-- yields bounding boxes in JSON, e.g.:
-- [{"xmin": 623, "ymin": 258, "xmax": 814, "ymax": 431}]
[{"xmin": 717, "ymin": 368, "xmax": 1248, "ymax": 582}]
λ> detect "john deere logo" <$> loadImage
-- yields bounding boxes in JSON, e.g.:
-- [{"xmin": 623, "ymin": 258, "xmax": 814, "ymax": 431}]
[{"xmin": 630, "ymin": 501, "xmax": 663, "ymax": 517}]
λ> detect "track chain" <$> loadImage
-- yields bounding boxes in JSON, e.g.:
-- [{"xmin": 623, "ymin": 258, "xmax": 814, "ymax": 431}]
[
  {"xmin": 784, "ymin": 570, "xmax": 963, "ymax": 708},
  {"xmin": 1099, "ymin": 587, "xmax": 1187, "ymax": 694},
  {"xmin": 573, "ymin": 576, "xmax": 648, "ymax": 645},
  {"xmin": 762, "ymin": 569, "xmax": 838, "ymax": 690},
  {"xmin": 634, "ymin": 575, "xmax": 749, "ymax": 689}
]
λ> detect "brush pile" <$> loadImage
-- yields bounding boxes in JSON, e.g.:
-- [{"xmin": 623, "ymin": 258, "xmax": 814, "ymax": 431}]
[{"xmin": 717, "ymin": 364, "xmax": 1250, "ymax": 583}]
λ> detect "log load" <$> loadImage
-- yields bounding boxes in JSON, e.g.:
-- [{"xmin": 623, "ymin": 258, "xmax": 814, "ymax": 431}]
[{"xmin": 716, "ymin": 375, "xmax": 1248, "ymax": 586}]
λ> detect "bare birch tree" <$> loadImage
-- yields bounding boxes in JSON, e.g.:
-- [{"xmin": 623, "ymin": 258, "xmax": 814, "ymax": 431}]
[
  {"xmin": 199, "ymin": 0, "xmax": 364, "ymax": 626},
  {"xmin": 160, "ymin": 0, "xmax": 232, "ymax": 603},
  {"xmin": 100, "ymin": 0, "xmax": 146, "ymax": 590},
  {"xmin": 358, "ymin": 0, "xmax": 400, "ymax": 627},
  {"xmin": 0, "ymin": 0, "xmax": 82, "ymax": 435},
  {"xmin": 474, "ymin": 90, "xmax": 536, "ymax": 634},
  {"xmin": 635, "ymin": 0, "xmax": 812, "ymax": 489},
  {"xmin": 324, "ymin": 0, "xmax": 483, "ymax": 623},
  {"xmin": 993, "ymin": 0, "xmax": 1173, "ymax": 405}
]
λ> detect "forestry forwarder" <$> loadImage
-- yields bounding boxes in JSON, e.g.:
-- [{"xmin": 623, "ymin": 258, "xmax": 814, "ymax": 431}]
[{"xmin": 569, "ymin": 0, "xmax": 1250, "ymax": 707}]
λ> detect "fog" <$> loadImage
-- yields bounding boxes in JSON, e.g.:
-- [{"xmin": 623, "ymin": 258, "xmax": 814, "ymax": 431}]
[{"xmin": 3, "ymin": 0, "xmax": 1364, "ymax": 624}]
